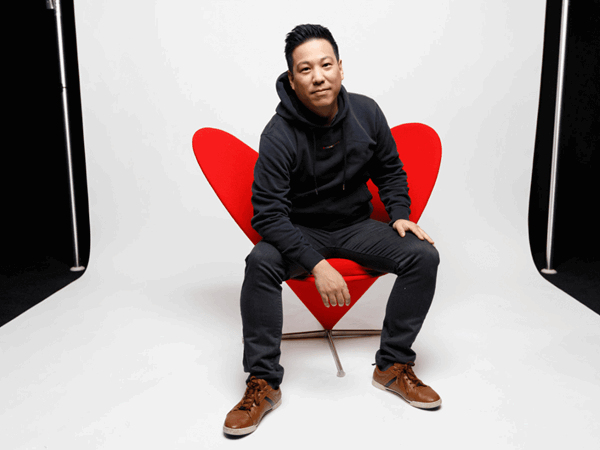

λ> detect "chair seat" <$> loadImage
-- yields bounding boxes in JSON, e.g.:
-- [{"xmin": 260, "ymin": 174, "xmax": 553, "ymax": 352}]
[{"xmin": 286, "ymin": 259, "xmax": 386, "ymax": 330}]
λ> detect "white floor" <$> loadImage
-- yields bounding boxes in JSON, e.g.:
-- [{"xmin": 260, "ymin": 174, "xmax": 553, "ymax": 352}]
[
  {"xmin": 3, "ymin": 1, "xmax": 598, "ymax": 449},
  {"xmin": 2, "ymin": 246, "xmax": 599, "ymax": 449}
]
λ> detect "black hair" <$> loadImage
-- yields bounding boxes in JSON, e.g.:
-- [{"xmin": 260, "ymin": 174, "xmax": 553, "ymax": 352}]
[{"xmin": 284, "ymin": 24, "xmax": 340, "ymax": 72}]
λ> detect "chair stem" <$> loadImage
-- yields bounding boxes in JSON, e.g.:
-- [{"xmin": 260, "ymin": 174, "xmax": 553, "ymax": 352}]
[{"xmin": 326, "ymin": 330, "xmax": 346, "ymax": 377}]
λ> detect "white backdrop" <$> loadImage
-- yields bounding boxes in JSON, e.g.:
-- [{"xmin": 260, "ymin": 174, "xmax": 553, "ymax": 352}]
[{"xmin": 2, "ymin": 1, "xmax": 599, "ymax": 449}]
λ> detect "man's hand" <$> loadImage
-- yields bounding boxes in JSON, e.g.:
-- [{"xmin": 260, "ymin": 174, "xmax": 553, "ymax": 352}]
[
  {"xmin": 311, "ymin": 260, "xmax": 351, "ymax": 308},
  {"xmin": 393, "ymin": 219, "xmax": 435, "ymax": 245}
]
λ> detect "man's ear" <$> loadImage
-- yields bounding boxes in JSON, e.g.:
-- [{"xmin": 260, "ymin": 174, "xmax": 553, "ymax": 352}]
[
  {"xmin": 338, "ymin": 59, "xmax": 344, "ymax": 81},
  {"xmin": 287, "ymin": 70, "xmax": 296, "ymax": 91}
]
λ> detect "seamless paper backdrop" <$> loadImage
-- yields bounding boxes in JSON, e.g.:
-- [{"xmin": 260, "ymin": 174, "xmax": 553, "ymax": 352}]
[
  {"xmin": 75, "ymin": 0, "xmax": 546, "ymax": 288},
  {"xmin": 2, "ymin": 1, "xmax": 599, "ymax": 449}
]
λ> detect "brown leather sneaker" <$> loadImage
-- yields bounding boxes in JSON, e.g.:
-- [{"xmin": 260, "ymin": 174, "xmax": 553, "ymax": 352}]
[
  {"xmin": 372, "ymin": 362, "xmax": 441, "ymax": 409},
  {"xmin": 223, "ymin": 376, "xmax": 282, "ymax": 436}
]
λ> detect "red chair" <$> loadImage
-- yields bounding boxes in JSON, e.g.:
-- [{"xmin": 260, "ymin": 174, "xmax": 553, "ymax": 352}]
[{"xmin": 192, "ymin": 124, "xmax": 441, "ymax": 376}]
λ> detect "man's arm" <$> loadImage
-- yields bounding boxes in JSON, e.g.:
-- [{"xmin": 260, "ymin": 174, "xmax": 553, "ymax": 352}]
[
  {"xmin": 369, "ymin": 103, "xmax": 411, "ymax": 222},
  {"xmin": 370, "ymin": 104, "xmax": 435, "ymax": 243},
  {"xmin": 251, "ymin": 134, "xmax": 325, "ymax": 272},
  {"xmin": 252, "ymin": 133, "xmax": 351, "ymax": 308}
]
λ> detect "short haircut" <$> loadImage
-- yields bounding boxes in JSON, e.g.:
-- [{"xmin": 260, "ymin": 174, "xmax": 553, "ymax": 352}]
[{"xmin": 284, "ymin": 24, "xmax": 340, "ymax": 72}]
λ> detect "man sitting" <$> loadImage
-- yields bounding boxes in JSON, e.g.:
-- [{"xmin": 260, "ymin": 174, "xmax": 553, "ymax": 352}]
[{"xmin": 224, "ymin": 24, "xmax": 441, "ymax": 437}]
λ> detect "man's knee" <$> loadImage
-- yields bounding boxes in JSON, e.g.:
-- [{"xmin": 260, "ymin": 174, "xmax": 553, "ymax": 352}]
[
  {"xmin": 245, "ymin": 241, "xmax": 285, "ymax": 272},
  {"xmin": 420, "ymin": 243, "xmax": 440, "ymax": 269},
  {"xmin": 394, "ymin": 239, "xmax": 439, "ymax": 275}
]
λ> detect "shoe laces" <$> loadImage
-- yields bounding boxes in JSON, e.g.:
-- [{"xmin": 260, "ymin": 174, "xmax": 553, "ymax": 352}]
[
  {"xmin": 391, "ymin": 362, "xmax": 426, "ymax": 387},
  {"xmin": 238, "ymin": 376, "xmax": 268, "ymax": 411}
]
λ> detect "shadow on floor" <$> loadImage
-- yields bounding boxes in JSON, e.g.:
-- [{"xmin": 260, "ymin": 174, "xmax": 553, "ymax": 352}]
[
  {"xmin": 0, "ymin": 257, "xmax": 86, "ymax": 327},
  {"xmin": 532, "ymin": 251, "xmax": 600, "ymax": 316}
]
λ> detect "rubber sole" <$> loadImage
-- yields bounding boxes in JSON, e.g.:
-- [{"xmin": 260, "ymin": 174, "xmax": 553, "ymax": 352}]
[
  {"xmin": 372, "ymin": 379, "xmax": 442, "ymax": 409},
  {"xmin": 223, "ymin": 398, "xmax": 282, "ymax": 436}
]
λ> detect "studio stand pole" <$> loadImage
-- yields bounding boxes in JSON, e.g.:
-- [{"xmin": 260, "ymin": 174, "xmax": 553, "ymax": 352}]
[
  {"xmin": 542, "ymin": 0, "xmax": 570, "ymax": 275},
  {"xmin": 46, "ymin": 0, "xmax": 85, "ymax": 272}
]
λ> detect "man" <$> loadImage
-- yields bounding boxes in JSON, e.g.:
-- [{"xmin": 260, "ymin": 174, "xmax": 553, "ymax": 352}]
[{"xmin": 223, "ymin": 24, "xmax": 440, "ymax": 437}]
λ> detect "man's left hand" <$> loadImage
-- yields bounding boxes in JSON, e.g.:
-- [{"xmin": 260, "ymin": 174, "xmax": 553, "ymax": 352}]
[{"xmin": 392, "ymin": 219, "xmax": 435, "ymax": 245}]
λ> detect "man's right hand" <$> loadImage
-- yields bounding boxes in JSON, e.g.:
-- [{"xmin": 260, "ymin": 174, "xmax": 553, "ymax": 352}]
[{"xmin": 311, "ymin": 260, "xmax": 351, "ymax": 308}]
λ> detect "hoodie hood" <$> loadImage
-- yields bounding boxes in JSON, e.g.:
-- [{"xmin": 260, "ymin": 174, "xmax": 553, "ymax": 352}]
[
  {"xmin": 274, "ymin": 71, "xmax": 351, "ymax": 194},
  {"xmin": 275, "ymin": 71, "xmax": 349, "ymax": 128}
]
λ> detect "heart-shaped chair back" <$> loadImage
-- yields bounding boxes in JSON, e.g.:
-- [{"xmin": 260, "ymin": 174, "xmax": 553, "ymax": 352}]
[{"xmin": 192, "ymin": 123, "xmax": 441, "ymax": 329}]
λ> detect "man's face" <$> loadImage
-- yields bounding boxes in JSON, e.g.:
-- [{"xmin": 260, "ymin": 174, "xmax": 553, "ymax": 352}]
[{"xmin": 288, "ymin": 38, "xmax": 344, "ymax": 122}]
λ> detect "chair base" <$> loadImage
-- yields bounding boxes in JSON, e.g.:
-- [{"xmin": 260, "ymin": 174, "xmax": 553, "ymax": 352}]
[{"xmin": 282, "ymin": 329, "xmax": 382, "ymax": 377}]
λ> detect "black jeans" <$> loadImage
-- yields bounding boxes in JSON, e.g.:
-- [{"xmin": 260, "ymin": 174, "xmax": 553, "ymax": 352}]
[{"xmin": 240, "ymin": 219, "xmax": 439, "ymax": 388}]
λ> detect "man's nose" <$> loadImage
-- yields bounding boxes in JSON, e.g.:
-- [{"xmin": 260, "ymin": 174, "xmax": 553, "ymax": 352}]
[{"xmin": 312, "ymin": 68, "xmax": 325, "ymax": 84}]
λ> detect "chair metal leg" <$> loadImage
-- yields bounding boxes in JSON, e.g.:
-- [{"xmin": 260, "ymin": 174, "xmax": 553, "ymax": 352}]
[
  {"xmin": 330, "ymin": 329, "xmax": 382, "ymax": 338},
  {"xmin": 281, "ymin": 330, "xmax": 328, "ymax": 340},
  {"xmin": 281, "ymin": 329, "xmax": 381, "ymax": 377},
  {"xmin": 325, "ymin": 330, "xmax": 346, "ymax": 377}
]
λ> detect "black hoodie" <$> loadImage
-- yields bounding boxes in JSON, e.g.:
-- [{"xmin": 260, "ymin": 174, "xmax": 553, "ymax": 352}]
[{"xmin": 251, "ymin": 72, "xmax": 411, "ymax": 272}]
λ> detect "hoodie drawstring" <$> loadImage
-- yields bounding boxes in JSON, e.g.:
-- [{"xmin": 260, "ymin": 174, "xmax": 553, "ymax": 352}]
[
  {"xmin": 311, "ymin": 130, "xmax": 319, "ymax": 195},
  {"xmin": 341, "ymin": 122, "xmax": 347, "ymax": 191}
]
